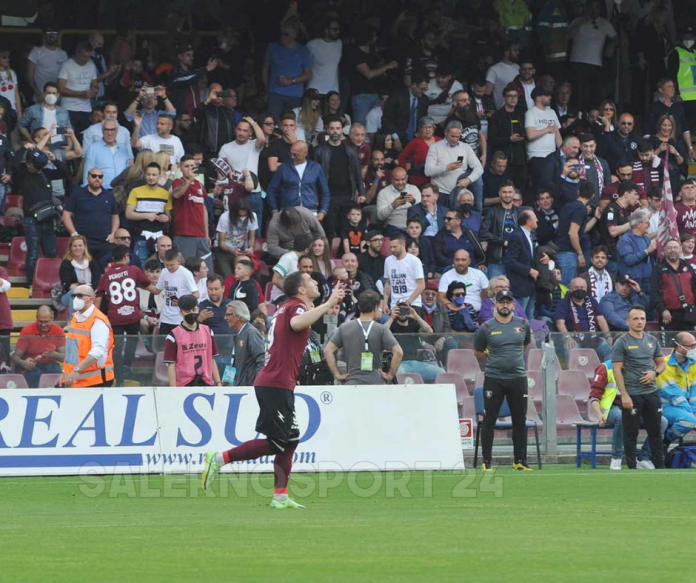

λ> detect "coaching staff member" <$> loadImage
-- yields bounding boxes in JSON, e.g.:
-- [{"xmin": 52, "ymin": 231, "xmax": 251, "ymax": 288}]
[
  {"xmin": 612, "ymin": 305, "xmax": 666, "ymax": 470},
  {"xmin": 324, "ymin": 290, "xmax": 404, "ymax": 385},
  {"xmin": 474, "ymin": 289, "xmax": 533, "ymax": 471},
  {"xmin": 225, "ymin": 300, "xmax": 265, "ymax": 386}
]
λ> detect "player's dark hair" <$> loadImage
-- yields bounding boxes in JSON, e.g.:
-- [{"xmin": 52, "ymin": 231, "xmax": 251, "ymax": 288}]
[
  {"xmin": 207, "ymin": 273, "xmax": 224, "ymax": 286},
  {"xmin": 294, "ymin": 233, "xmax": 313, "ymax": 252},
  {"xmin": 144, "ymin": 259, "xmax": 162, "ymax": 272},
  {"xmin": 164, "ymin": 249, "xmax": 180, "ymax": 262},
  {"xmin": 617, "ymin": 181, "xmax": 639, "ymax": 198},
  {"xmin": 112, "ymin": 245, "xmax": 130, "ymax": 262},
  {"xmin": 358, "ymin": 290, "xmax": 381, "ymax": 313},
  {"xmin": 283, "ymin": 270, "xmax": 306, "ymax": 297}
]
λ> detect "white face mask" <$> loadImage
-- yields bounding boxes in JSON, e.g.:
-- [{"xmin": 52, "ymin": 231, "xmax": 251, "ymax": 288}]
[
  {"xmin": 44, "ymin": 94, "xmax": 58, "ymax": 106},
  {"xmin": 688, "ymin": 349, "xmax": 696, "ymax": 360},
  {"xmin": 684, "ymin": 40, "xmax": 695, "ymax": 49},
  {"xmin": 73, "ymin": 297, "xmax": 85, "ymax": 311}
]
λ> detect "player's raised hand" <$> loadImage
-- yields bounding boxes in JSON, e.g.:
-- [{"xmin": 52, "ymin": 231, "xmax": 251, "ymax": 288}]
[{"xmin": 328, "ymin": 285, "xmax": 345, "ymax": 305}]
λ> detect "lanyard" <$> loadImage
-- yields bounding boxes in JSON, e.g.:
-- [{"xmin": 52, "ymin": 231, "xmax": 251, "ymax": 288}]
[{"xmin": 359, "ymin": 320, "xmax": 374, "ymax": 351}]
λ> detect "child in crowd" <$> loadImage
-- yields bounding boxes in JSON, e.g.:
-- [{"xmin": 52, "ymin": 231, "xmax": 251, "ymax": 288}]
[
  {"xmin": 681, "ymin": 232, "xmax": 696, "ymax": 266},
  {"xmin": 342, "ymin": 205, "xmax": 366, "ymax": 255}
]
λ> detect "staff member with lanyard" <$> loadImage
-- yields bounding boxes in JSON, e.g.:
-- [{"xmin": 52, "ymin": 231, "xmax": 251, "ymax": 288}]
[
  {"xmin": 474, "ymin": 289, "xmax": 533, "ymax": 471},
  {"xmin": 612, "ymin": 304, "xmax": 666, "ymax": 470},
  {"xmin": 224, "ymin": 300, "xmax": 266, "ymax": 386},
  {"xmin": 324, "ymin": 291, "xmax": 403, "ymax": 385}
]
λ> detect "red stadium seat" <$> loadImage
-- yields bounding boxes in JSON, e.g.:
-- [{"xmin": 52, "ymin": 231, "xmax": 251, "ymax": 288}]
[
  {"xmin": 32, "ymin": 258, "xmax": 62, "ymax": 299},
  {"xmin": 0, "ymin": 216, "xmax": 19, "ymax": 254},
  {"xmin": 254, "ymin": 238, "xmax": 267, "ymax": 260},
  {"xmin": 38, "ymin": 373, "xmax": 62, "ymax": 388},
  {"xmin": 333, "ymin": 259, "xmax": 343, "ymax": 268},
  {"xmin": 381, "ymin": 237, "xmax": 391, "ymax": 256},
  {"xmin": 461, "ymin": 396, "xmax": 477, "ymax": 429},
  {"xmin": 265, "ymin": 302, "xmax": 276, "ymax": 316},
  {"xmin": 331, "ymin": 237, "xmax": 341, "ymax": 258},
  {"xmin": 56, "ymin": 237, "xmax": 71, "ymax": 258},
  {"xmin": 436, "ymin": 372, "xmax": 469, "ymax": 403},
  {"xmin": 527, "ymin": 397, "xmax": 544, "ymax": 428},
  {"xmin": 133, "ymin": 338, "xmax": 155, "ymax": 366},
  {"xmin": 5, "ymin": 194, "xmax": 23, "ymax": 211},
  {"xmin": 474, "ymin": 371, "xmax": 485, "ymax": 388},
  {"xmin": 527, "ymin": 347, "xmax": 562, "ymax": 373},
  {"xmin": 568, "ymin": 348, "xmax": 601, "ymax": 380},
  {"xmin": 152, "ymin": 352, "xmax": 169, "ymax": 387},
  {"xmin": 264, "ymin": 281, "xmax": 275, "ymax": 300},
  {"xmin": 645, "ymin": 321, "xmax": 660, "ymax": 331},
  {"xmin": 527, "ymin": 370, "xmax": 545, "ymax": 409},
  {"xmin": 558, "ymin": 370, "xmax": 591, "ymax": 411},
  {"xmin": 8, "ymin": 237, "xmax": 27, "ymax": 276},
  {"xmin": 446, "ymin": 349, "xmax": 481, "ymax": 388},
  {"xmin": 0, "ymin": 374, "xmax": 29, "ymax": 389},
  {"xmin": 397, "ymin": 372, "xmax": 424, "ymax": 384},
  {"xmin": 556, "ymin": 394, "xmax": 586, "ymax": 433}
]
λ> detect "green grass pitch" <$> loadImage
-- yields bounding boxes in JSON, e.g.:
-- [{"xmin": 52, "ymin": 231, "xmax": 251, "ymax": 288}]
[{"xmin": 0, "ymin": 465, "xmax": 693, "ymax": 582}]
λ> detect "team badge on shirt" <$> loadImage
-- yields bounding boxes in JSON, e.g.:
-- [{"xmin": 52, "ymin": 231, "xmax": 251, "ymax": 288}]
[{"xmin": 514, "ymin": 327, "xmax": 523, "ymax": 334}]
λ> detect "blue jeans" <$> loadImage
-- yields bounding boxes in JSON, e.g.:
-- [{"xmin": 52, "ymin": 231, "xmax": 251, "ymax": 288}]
[
  {"xmin": 25, "ymin": 360, "xmax": 63, "ymax": 388},
  {"xmin": 351, "ymin": 93, "xmax": 380, "ymax": 126},
  {"xmin": 606, "ymin": 405, "xmax": 668, "ymax": 460},
  {"xmin": 399, "ymin": 360, "xmax": 445, "ymax": 383},
  {"xmin": 133, "ymin": 239, "xmax": 151, "ymax": 262},
  {"xmin": 487, "ymin": 262, "xmax": 506, "ymax": 280},
  {"xmin": 267, "ymin": 93, "xmax": 303, "ymax": 123},
  {"xmin": 23, "ymin": 217, "xmax": 57, "ymax": 286},
  {"xmin": 556, "ymin": 251, "xmax": 578, "ymax": 286},
  {"xmin": 61, "ymin": 288, "xmax": 75, "ymax": 318},
  {"xmin": 518, "ymin": 291, "xmax": 536, "ymax": 320},
  {"xmin": 0, "ymin": 183, "xmax": 5, "ymax": 214},
  {"xmin": 249, "ymin": 191, "xmax": 264, "ymax": 236}
]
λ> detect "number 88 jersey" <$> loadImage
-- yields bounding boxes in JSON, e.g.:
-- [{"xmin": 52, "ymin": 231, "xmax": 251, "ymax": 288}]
[{"xmin": 96, "ymin": 264, "xmax": 153, "ymax": 326}]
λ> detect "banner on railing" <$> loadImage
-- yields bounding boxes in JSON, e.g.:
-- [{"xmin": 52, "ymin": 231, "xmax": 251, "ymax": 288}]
[{"xmin": 0, "ymin": 385, "xmax": 462, "ymax": 477}]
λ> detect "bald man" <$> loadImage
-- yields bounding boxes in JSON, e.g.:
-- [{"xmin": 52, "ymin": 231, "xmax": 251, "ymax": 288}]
[
  {"xmin": 659, "ymin": 332, "xmax": 696, "ymax": 445},
  {"xmin": 12, "ymin": 306, "xmax": 66, "ymax": 387},
  {"xmin": 341, "ymin": 252, "xmax": 376, "ymax": 298},
  {"xmin": 267, "ymin": 139, "xmax": 331, "ymax": 219},
  {"xmin": 376, "ymin": 166, "xmax": 422, "ymax": 236},
  {"xmin": 62, "ymin": 285, "xmax": 116, "ymax": 388}
]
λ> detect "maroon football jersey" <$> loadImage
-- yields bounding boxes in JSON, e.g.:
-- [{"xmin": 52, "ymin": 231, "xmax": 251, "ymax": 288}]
[
  {"xmin": 96, "ymin": 265, "xmax": 152, "ymax": 326},
  {"xmin": 255, "ymin": 297, "xmax": 310, "ymax": 391}
]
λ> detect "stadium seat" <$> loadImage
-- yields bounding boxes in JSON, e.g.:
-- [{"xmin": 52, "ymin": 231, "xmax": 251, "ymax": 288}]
[
  {"xmin": 661, "ymin": 347, "xmax": 673, "ymax": 357},
  {"xmin": 32, "ymin": 258, "xmax": 62, "ymax": 299},
  {"xmin": 557, "ymin": 370, "xmax": 591, "ymax": 410},
  {"xmin": 265, "ymin": 302, "xmax": 276, "ymax": 316},
  {"xmin": 7, "ymin": 287, "xmax": 29, "ymax": 299},
  {"xmin": 645, "ymin": 321, "xmax": 660, "ymax": 331},
  {"xmin": 526, "ymin": 397, "xmax": 544, "ymax": 428},
  {"xmin": 330, "ymin": 237, "xmax": 340, "ymax": 258},
  {"xmin": 56, "ymin": 237, "xmax": 71, "ymax": 258},
  {"xmin": 527, "ymin": 370, "xmax": 545, "ymax": 409},
  {"xmin": 254, "ymin": 238, "xmax": 267, "ymax": 260},
  {"xmin": 0, "ymin": 374, "xmax": 29, "ymax": 389},
  {"xmin": 38, "ymin": 373, "xmax": 62, "ymax": 388},
  {"xmin": 446, "ymin": 349, "xmax": 481, "ymax": 389},
  {"xmin": 264, "ymin": 281, "xmax": 275, "ymax": 300},
  {"xmin": 333, "ymin": 259, "xmax": 343, "ymax": 268},
  {"xmin": 152, "ymin": 326, "xmax": 167, "ymax": 353},
  {"xmin": 436, "ymin": 372, "xmax": 469, "ymax": 403},
  {"xmin": 461, "ymin": 396, "xmax": 477, "ymax": 428},
  {"xmin": 397, "ymin": 372, "xmax": 424, "ymax": 384},
  {"xmin": 8, "ymin": 237, "xmax": 27, "ymax": 276},
  {"xmin": 11, "ymin": 309, "xmax": 37, "ymax": 326},
  {"xmin": 381, "ymin": 237, "xmax": 391, "ymax": 256},
  {"xmin": 132, "ymin": 338, "xmax": 155, "ymax": 366},
  {"xmin": 472, "ymin": 387, "xmax": 542, "ymax": 469},
  {"xmin": 152, "ymin": 352, "xmax": 169, "ymax": 387},
  {"xmin": 5, "ymin": 194, "xmax": 23, "ymax": 211},
  {"xmin": 474, "ymin": 371, "xmax": 485, "ymax": 388},
  {"xmin": 527, "ymin": 347, "xmax": 562, "ymax": 373},
  {"xmin": 568, "ymin": 348, "xmax": 601, "ymax": 380},
  {"xmin": 555, "ymin": 394, "xmax": 586, "ymax": 431}
]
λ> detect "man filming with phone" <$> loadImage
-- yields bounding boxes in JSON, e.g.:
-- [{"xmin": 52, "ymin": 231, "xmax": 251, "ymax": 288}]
[
  {"xmin": 195, "ymin": 82, "xmax": 240, "ymax": 161},
  {"xmin": 375, "ymin": 167, "xmax": 421, "ymax": 236},
  {"xmin": 124, "ymin": 85, "xmax": 176, "ymax": 138}
]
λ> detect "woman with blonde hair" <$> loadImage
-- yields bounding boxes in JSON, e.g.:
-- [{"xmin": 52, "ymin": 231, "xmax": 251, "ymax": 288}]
[
  {"xmin": 292, "ymin": 88, "xmax": 323, "ymax": 145},
  {"xmin": 477, "ymin": 275, "xmax": 527, "ymax": 324},
  {"xmin": 652, "ymin": 113, "xmax": 686, "ymax": 187},
  {"xmin": 111, "ymin": 149, "xmax": 155, "ymax": 210},
  {"xmin": 594, "ymin": 100, "xmax": 618, "ymax": 137},
  {"xmin": 310, "ymin": 236, "xmax": 334, "ymax": 278},
  {"xmin": 58, "ymin": 235, "xmax": 99, "ymax": 314}
]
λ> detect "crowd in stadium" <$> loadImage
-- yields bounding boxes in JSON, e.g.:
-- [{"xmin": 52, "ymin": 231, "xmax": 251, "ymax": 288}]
[{"xmin": 0, "ymin": 0, "xmax": 695, "ymax": 394}]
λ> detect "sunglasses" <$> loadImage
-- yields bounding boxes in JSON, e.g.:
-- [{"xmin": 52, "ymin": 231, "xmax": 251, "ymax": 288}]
[
  {"xmin": 73, "ymin": 293, "xmax": 91, "ymax": 299},
  {"xmin": 452, "ymin": 292, "xmax": 466, "ymax": 298},
  {"xmin": 115, "ymin": 235, "xmax": 131, "ymax": 241},
  {"xmin": 89, "ymin": 173, "xmax": 104, "ymax": 179},
  {"xmin": 444, "ymin": 217, "xmax": 458, "ymax": 221}
]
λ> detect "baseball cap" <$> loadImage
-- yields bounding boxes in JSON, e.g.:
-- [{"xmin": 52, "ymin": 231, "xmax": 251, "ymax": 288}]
[
  {"xmin": 27, "ymin": 149, "xmax": 48, "ymax": 169},
  {"xmin": 178, "ymin": 294, "xmax": 198, "ymax": 311},
  {"xmin": 425, "ymin": 280, "xmax": 439, "ymax": 291},
  {"xmin": 495, "ymin": 290, "xmax": 515, "ymax": 302},
  {"xmin": 616, "ymin": 274, "xmax": 632, "ymax": 285},
  {"xmin": 364, "ymin": 230, "xmax": 384, "ymax": 242},
  {"xmin": 531, "ymin": 87, "xmax": 553, "ymax": 100}
]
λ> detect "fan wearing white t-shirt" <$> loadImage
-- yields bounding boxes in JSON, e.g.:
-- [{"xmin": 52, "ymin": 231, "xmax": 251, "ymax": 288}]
[
  {"xmin": 217, "ymin": 117, "xmax": 266, "ymax": 193},
  {"xmin": 525, "ymin": 87, "xmax": 561, "ymax": 160},
  {"xmin": 133, "ymin": 113, "xmax": 184, "ymax": 166},
  {"xmin": 383, "ymin": 234, "xmax": 426, "ymax": 311},
  {"xmin": 485, "ymin": 44, "xmax": 520, "ymax": 109},
  {"xmin": 154, "ymin": 249, "xmax": 199, "ymax": 334},
  {"xmin": 437, "ymin": 249, "xmax": 489, "ymax": 313}
]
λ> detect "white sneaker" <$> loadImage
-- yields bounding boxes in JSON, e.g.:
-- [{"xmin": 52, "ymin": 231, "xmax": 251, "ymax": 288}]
[
  {"xmin": 610, "ymin": 458, "xmax": 622, "ymax": 470},
  {"xmin": 637, "ymin": 459, "xmax": 655, "ymax": 470}
]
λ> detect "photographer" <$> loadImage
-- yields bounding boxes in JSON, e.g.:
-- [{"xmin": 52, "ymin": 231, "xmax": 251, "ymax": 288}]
[
  {"xmin": 194, "ymin": 83, "xmax": 240, "ymax": 160},
  {"xmin": 124, "ymin": 85, "xmax": 176, "ymax": 138},
  {"xmin": 386, "ymin": 300, "xmax": 445, "ymax": 383},
  {"xmin": 325, "ymin": 291, "xmax": 403, "ymax": 385}
]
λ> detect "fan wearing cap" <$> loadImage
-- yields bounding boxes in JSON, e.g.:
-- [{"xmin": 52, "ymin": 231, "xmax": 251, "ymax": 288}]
[
  {"xmin": 474, "ymin": 289, "xmax": 533, "ymax": 471},
  {"xmin": 599, "ymin": 274, "xmax": 649, "ymax": 331},
  {"xmin": 164, "ymin": 294, "xmax": 221, "ymax": 387}
]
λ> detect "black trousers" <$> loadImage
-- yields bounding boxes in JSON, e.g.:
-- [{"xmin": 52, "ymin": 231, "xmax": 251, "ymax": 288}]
[
  {"xmin": 481, "ymin": 375, "xmax": 528, "ymax": 464},
  {"xmin": 324, "ymin": 196, "xmax": 353, "ymax": 241},
  {"xmin": 113, "ymin": 321, "xmax": 140, "ymax": 382},
  {"xmin": 622, "ymin": 391, "xmax": 665, "ymax": 469}
]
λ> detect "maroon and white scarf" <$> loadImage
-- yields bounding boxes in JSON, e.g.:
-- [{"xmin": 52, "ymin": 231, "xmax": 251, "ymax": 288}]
[
  {"xmin": 579, "ymin": 155, "xmax": 605, "ymax": 192},
  {"xmin": 587, "ymin": 268, "xmax": 612, "ymax": 301},
  {"xmin": 570, "ymin": 295, "xmax": 597, "ymax": 333}
]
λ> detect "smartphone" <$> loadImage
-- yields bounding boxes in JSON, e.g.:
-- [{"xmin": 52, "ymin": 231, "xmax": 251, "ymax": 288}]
[
  {"xmin": 218, "ymin": 89, "xmax": 233, "ymax": 98},
  {"xmin": 145, "ymin": 87, "xmax": 155, "ymax": 95},
  {"xmin": 400, "ymin": 191, "xmax": 407, "ymax": 198},
  {"xmin": 457, "ymin": 156, "xmax": 464, "ymax": 163},
  {"xmin": 55, "ymin": 127, "xmax": 68, "ymax": 135}
]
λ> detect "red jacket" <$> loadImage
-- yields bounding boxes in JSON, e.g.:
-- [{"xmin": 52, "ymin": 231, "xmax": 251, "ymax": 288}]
[{"xmin": 589, "ymin": 363, "xmax": 621, "ymax": 406}]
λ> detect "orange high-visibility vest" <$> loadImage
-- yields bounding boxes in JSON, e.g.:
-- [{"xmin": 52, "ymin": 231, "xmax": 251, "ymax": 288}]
[{"xmin": 64, "ymin": 308, "xmax": 115, "ymax": 387}]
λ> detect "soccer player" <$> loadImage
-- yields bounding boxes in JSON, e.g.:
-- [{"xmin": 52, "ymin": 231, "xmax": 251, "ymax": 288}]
[
  {"xmin": 612, "ymin": 305, "xmax": 666, "ymax": 469},
  {"xmin": 164, "ymin": 294, "xmax": 222, "ymax": 387},
  {"xmin": 201, "ymin": 271, "xmax": 345, "ymax": 509}
]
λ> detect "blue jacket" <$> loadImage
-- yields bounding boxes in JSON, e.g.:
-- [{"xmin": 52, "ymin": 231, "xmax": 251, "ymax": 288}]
[
  {"xmin": 407, "ymin": 203, "xmax": 448, "ymax": 233},
  {"xmin": 617, "ymin": 231, "xmax": 653, "ymax": 282},
  {"xmin": 658, "ymin": 351, "xmax": 696, "ymax": 415},
  {"xmin": 599, "ymin": 290, "xmax": 648, "ymax": 330},
  {"xmin": 18, "ymin": 104, "xmax": 72, "ymax": 134},
  {"xmin": 503, "ymin": 227, "xmax": 536, "ymax": 299},
  {"xmin": 267, "ymin": 160, "xmax": 330, "ymax": 214}
]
